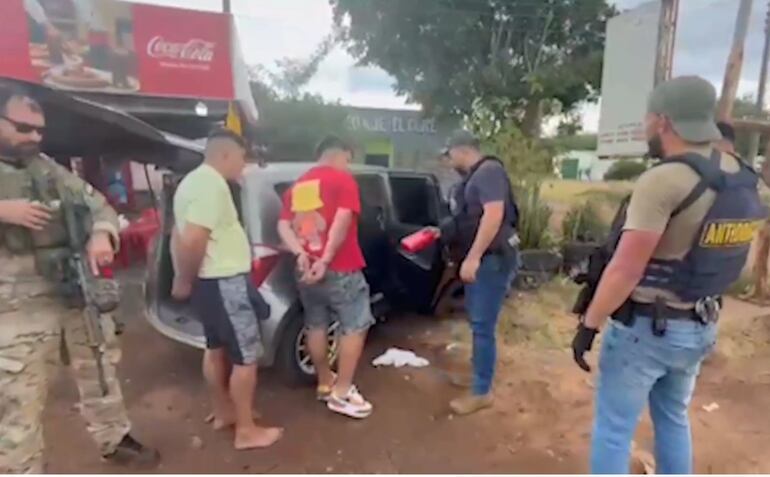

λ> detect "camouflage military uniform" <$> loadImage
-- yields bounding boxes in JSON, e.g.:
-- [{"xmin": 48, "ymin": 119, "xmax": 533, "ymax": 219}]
[{"xmin": 0, "ymin": 155, "xmax": 130, "ymax": 474}]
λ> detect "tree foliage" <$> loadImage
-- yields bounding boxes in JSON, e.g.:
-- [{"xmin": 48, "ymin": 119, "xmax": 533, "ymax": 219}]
[
  {"xmin": 330, "ymin": 0, "xmax": 615, "ymax": 136},
  {"xmin": 470, "ymin": 115, "xmax": 555, "ymax": 249},
  {"xmin": 483, "ymin": 122, "xmax": 555, "ymax": 179},
  {"xmin": 603, "ymin": 160, "xmax": 647, "ymax": 181},
  {"xmin": 250, "ymin": 78, "xmax": 354, "ymax": 162},
  {"xmin": 247, "ymin": 36, "xmax": 358, "ymax": 162},
  {"xmin": 544, "ymin": 134, "xmax": 597, "ymax": 152}
]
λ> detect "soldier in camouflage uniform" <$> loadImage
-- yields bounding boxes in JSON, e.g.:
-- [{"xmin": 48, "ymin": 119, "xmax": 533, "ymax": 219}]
[{"xmin": 0, "ymin": 84, "xmax": 160, "ymax": 473}]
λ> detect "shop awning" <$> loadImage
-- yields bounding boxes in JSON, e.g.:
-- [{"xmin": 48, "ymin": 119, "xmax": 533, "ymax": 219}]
[{"xmin": 26, "ymin": 83, "xmax": 204, "ymax": 171}]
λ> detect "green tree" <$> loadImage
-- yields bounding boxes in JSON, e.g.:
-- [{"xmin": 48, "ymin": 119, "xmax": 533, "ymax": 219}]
[
  {"xmin": 556, "ymin": 111, "xmax": 584, "ymax": 136},
  {"xmin": 603, "ymin": 160, "xmax": 647, "ymax": 181},
  {"xmin": 544, "ymin": 133, "xmax": 597, "ymax": 152},
  {"xmin": 250, "ymin": 78, "xmax": 354, "ymax": 162},
  {"xmin": 470, "ymin": 116, "xmax": 555, "ymax": 249},
  {"xmin": 330, "ymin": 0, "xmax": 615, "ymax": 137},
  {"xmin": 247, "ymin": 35, "xmax": 360, "ymax": 162},
  {"xmin": 483, "ymin": 122, "xmax": 555, "ymax": 179}
]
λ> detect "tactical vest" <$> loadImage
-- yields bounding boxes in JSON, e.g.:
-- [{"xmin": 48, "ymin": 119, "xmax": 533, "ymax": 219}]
[
  {"xmin": 0, "ymin": 158, "xmax": 71, "ymax": 291},
  {"xmin": 608, "ymin": 150, "xmax": 767, "ymax": 303},
  {"xmin": 445, "ymin": 156, "xmax": 519, "ymax": 259}
]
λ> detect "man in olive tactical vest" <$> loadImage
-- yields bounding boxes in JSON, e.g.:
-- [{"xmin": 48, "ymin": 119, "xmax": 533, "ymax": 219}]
[
  {"xmin": 571, "ymin": 76, "xmax": 766, "ymax": 473},
  {"xmin": 0, "ymin": 84, "xmax": 159, "ymax": 472}
]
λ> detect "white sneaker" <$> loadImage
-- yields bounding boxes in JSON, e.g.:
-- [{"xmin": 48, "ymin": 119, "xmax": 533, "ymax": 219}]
[{"xmin": 327, "ymin": 385, "xmax": 373, "ymax": 419}]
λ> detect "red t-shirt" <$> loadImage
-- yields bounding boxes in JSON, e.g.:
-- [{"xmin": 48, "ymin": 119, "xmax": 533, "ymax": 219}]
[{"xmin": 280, "ymin": 166, "xmax": 366, "ymax": 272}]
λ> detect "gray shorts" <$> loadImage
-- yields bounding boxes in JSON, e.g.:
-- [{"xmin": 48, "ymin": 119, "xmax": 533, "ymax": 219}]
[
  {"xmin": 297, "ymin": 270, "xmax": 375, "ymax": 335},
  {"xmin": 191, "ymin": 274, "xmax": 263, "ymax": 365}
]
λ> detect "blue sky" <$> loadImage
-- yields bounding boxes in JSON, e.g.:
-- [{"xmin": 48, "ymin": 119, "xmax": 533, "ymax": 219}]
[{"xmin": 132, "ymin": 0, "xmax": 767, "ymax": 132}]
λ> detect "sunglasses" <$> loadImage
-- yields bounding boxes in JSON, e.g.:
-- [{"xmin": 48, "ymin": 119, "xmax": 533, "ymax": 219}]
[{"xmin": 1, "ymin": 115, "xmax": 45, "ymax": 135}]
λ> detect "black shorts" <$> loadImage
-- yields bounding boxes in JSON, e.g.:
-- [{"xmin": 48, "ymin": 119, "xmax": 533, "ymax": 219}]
[{"xmin": 191, "ymin": 274, "xmax": 263, "ymax": 365}]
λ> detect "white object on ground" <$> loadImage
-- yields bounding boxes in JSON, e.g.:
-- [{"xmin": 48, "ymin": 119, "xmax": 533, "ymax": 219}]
[
  {"xmin": 118, "ymin": 215, "xmax": 130, "ymax": 231},
  {"xmin": 372, "ymin": 348, "xmax": 430, "ymax": 368},
  {"xmin": 702, "ymin": 402, "xmax": 720, "ymax": 413}
]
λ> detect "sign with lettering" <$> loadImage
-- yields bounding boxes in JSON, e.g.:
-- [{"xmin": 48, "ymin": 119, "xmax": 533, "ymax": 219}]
[
  {"xmin": 597, "ymin": 2, "xmax": 660, "ymax": 157},
  {"xmin": 347, "ymin": 113, "xmax": 438, "ymax": 135}
]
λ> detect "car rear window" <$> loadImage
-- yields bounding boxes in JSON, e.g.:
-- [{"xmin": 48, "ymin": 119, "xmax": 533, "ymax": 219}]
[{"xmin": 389, "ymin": 176, "xmax": 437, "ymax": 226}]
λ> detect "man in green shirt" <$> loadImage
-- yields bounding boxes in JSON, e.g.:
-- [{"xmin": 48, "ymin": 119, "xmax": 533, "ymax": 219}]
[{"xmin": 172, "ymin": 129, "xmax": 282, "ymax": 450}]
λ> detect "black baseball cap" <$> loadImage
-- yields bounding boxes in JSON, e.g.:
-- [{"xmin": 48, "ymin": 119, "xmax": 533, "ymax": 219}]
[{"xmin": 441, "ymin": 129, "xmax": 480, "ymax": 156}]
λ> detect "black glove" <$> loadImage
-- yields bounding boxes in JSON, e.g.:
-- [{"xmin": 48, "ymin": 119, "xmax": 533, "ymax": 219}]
[{"xmin": 571, "ymin": 322, "xmax": 598, "ymax": 373}]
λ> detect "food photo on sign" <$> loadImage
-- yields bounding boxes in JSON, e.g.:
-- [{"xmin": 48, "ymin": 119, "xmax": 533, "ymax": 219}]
[{"xmin": 24, "ymin": 0, "xmax": 140, "ymax": 93}]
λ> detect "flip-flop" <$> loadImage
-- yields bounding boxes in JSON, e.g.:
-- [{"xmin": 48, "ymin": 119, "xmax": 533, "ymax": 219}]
[{"xmin": 316, "ymin": 372, "xmax": 337, "ymax": 401}]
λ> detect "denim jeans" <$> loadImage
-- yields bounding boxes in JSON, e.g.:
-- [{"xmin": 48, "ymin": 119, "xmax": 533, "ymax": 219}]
[
  {"xmin": 464, "ymin": 253, "xmax": 518, "ymax": 396},
  {"xmin": 591, "ymin": 315, "xmax": 717, "ymax": 474}
]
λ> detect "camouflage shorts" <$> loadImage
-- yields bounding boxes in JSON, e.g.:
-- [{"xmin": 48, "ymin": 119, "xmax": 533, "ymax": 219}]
[{"xmin": 192, "ymin": 274, "xmax": 263, "ymax": 365}]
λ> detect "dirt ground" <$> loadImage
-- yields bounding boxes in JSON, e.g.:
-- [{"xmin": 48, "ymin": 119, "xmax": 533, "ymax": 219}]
[{"xmin": 43, "ymin": 273, "xmax": 770, "ymax": 474}]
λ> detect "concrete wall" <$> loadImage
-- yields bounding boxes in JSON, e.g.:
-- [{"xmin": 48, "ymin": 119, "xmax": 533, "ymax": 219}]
[{"xmin": 345, "ymin": 107, "xmax": 458, "ymax": 170}]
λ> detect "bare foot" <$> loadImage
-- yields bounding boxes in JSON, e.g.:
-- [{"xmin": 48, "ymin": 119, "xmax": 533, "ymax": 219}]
[
  {"xmin": 234, "ymin": 425, "xmax": 284, "ymax": 450},
  {"xmin": 206, "ymin": 409, "xmax": 262, "ymax": 430}
]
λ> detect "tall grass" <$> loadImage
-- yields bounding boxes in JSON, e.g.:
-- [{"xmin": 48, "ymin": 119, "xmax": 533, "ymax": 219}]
[
  {"xmin": 515, "ymin": 179, "xmax": 554, "ymax": 250},
  {"xmin": 561, "ymin": 200, "xmax": 608, "ymax": 243}
]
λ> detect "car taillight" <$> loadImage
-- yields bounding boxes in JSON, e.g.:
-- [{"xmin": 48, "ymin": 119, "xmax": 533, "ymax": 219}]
[{"xmin": 250, "ymin": 244, "xmax": 280, "ymax": 288}]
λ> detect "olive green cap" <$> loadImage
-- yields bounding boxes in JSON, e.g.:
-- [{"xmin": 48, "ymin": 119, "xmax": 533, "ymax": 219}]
[{"xmin": 647, "ymin": 75, "xmax": 722, "ymax": 143}]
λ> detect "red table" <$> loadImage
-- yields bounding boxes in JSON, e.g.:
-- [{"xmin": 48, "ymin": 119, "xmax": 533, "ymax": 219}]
[{"xmin": 115, "ymin": 209, "xmax": 160, "ymax": 268}]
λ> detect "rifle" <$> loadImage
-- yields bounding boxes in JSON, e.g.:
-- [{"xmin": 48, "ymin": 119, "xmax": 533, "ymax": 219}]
[
  {"xmin": 571, "ymin": 245, "xmax": 613, "ymax": 315},
  {"xmin": 57, "ymin": 189, "xmax": 113, "ymax": 397},
  {"xmin": 570, "ymin": 196, "xmax": 631, "ymax": 316}
]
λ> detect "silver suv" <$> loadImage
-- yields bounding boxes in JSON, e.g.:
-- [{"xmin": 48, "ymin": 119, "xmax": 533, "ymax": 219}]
[{"xmin": 145, "ymin": 161, "xmax": 456, "ymax": 384}]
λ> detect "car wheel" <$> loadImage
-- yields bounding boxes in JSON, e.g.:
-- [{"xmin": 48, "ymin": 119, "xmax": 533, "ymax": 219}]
[{"xmin": 277, "ymin": 311, "xmax": 340, "ymax": 386}]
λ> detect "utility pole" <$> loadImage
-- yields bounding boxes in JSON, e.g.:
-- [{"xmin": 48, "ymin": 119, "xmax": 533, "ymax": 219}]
[
  {"xmin": 654, "ymin": 0, "xmax": 679, "ymax": 86},
  {"xmin": 223, "ymin": 0, "xmax": 231, "ymax": 14},
  {"xmin": 748, "ymin": 2, "xmax": 770, "ymax": 161},
  {"xmin": 718, "ymin": 0, "xmax": 755, "ymax": 120}
]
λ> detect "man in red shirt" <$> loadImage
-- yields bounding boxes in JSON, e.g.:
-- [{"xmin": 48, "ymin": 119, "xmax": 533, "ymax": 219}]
[{"xmin": 278, "ymin": 136, "xmax": 374, "ymax": 419}]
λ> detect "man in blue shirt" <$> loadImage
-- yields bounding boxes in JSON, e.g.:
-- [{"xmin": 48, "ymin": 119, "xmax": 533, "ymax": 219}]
[{"xmin": 437, "ymin": 130, "xmax": 519, "ymax": 415}]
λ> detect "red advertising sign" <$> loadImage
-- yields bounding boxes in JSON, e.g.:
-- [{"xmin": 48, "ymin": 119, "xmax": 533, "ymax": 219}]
[
  {"xmin": 1, "ymin": 0, "xmax": 234, "ymax": 100},
  {"xmin": 133, "ymin": 4, "xmax": 233, "ymax": 98}
]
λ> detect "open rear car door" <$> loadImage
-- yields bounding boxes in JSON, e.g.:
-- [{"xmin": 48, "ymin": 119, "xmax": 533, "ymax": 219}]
[{"xmin": 386, "ymin": 172, "xmax": 454, "ymax": 314}]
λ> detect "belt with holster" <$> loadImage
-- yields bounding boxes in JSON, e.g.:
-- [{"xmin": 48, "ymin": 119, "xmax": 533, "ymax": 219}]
[{"xmin": 612, "ymin": 296, "xmax": 720, "ymax": 337}]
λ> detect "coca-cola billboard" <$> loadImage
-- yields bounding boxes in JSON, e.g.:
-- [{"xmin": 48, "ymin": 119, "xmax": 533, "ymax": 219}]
[
  {"xmin": 0, "ymin": 0, "xmax": 234, "ymax": 100},
  {"xmin": 134, "ymin": 3, "xmax": 232, "ymax": 98}
]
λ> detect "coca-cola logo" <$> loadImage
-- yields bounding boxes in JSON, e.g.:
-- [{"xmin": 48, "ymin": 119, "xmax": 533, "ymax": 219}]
[{"xmin": 147, "ymin": 36, "xmax": 216, "ymax": 62}]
